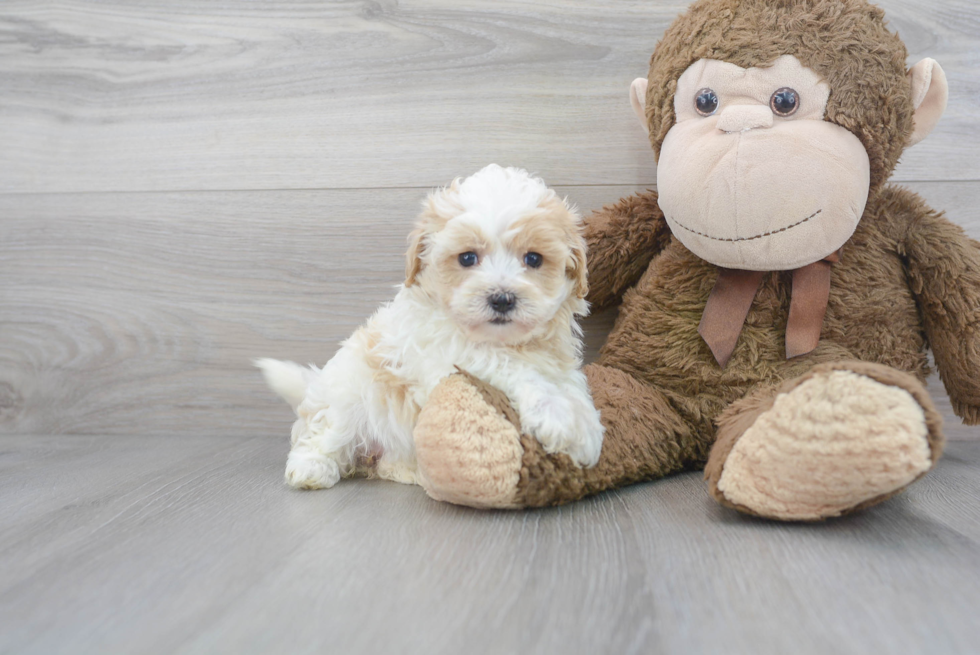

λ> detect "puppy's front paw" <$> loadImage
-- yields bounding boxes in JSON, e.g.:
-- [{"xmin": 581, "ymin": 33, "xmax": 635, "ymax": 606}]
[
  {"xmin": 570, "ymin": 405, "xmax": 605, "ymax": 468},
  {"xmin": 285, "ymin": 451, "xmax": 341, "ymax": 489},
  {"xmin": 519, "ymin": 387, "xmax": 602, "ymax": 468}
]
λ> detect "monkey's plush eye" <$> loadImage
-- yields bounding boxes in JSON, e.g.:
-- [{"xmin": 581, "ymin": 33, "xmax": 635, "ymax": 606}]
[
  {"xmin": 770, "ymin": 88, "xmax": 799, "ymax": 116},
  {"xmin": 524, "ymin": 252, "xmax": 543, "ymax": 268},
  {"xmin": 695, "ymin": 88, "xmax": 719, "ymax": 116},
  {"xmin": 458, "ymin": 252, "xmax": 479, "ymax": 267}
]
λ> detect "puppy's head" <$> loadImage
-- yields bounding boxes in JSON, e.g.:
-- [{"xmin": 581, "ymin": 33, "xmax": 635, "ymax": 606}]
[{"xmin": 405, "ymin": 164, "xmax": 588, "ymax": 344}]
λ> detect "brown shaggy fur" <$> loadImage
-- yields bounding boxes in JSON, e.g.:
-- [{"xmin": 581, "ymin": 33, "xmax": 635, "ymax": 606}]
[{"xmin": 500, "ymin": 0, "xmax": 979, "ymax": 514}]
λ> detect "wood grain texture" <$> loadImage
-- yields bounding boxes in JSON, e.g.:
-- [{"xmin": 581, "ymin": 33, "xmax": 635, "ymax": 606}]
[
  {"xmin": 2, "ymin": 182, "xmax": 978, "ymax": 439},
  {"xmin": 0, "ymin": 0, "xmax": 977, "ymax": 193},
  {"xmin": 0, "ymin": 434, "xmax": 977, "ymax": 655}
]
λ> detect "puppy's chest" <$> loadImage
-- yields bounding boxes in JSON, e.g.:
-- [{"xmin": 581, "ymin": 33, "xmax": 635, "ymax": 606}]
[
  {"xmin": 366, "ymin": 331, "xmax": 472, "ymax": 404},
  {"xmin": 368, "ymin": 328, "xmax": 551, "ymax": 412}
]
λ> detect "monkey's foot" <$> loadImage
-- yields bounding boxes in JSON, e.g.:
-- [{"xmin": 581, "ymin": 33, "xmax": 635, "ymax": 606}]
[
  {"xmin": 705, "ymin": 362, "xmax": 944, "ymax": 521},
  {"xmin": 414, "ymin": 373, "xmax": 524, "ymax": 509}
]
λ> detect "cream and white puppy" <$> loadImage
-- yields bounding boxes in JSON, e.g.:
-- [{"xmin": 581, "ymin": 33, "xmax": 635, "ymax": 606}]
[{"xmin": 257, "ymin": 164, "xmax": 604, "ymax": 490}]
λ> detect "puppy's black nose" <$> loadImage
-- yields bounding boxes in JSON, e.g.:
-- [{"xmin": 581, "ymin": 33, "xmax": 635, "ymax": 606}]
[{"xmin": 488, "ymin": 292, "xmax": 517, "ymax": 314}]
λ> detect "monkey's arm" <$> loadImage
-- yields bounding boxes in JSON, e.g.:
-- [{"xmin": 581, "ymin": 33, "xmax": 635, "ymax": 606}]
[
  {"xmin": 584, "ymin": 190, "xmax": 672, "ymax": 311},
  {"xmin": 900, "ymin": 198, "xmax": 980, "ymax": 425}
]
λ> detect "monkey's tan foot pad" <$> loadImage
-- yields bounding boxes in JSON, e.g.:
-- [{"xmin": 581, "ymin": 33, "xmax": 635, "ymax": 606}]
[
  {"xmin": 706, "ymin": 362, "xmax": 944, "ymax": 521},
  {"xmin": 414, "ymin": 373, "xmax": 525, "ymax": 509}
]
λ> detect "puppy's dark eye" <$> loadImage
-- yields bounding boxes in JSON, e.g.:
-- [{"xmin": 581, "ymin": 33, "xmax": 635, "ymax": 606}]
[
  {"xmin": 458, "ymin": 251, "xmax": 478, "ymax": 267},
  {"xmin": 695, "ymin": 88, "xmax": 719, "ymax": 116},
  {"xmin": 770, "ymin": 88, "xmax": 799, "ymax": 116},
  {"xmin": 524, "ymin": 252, "xmax": 543, "ymax": 268}
]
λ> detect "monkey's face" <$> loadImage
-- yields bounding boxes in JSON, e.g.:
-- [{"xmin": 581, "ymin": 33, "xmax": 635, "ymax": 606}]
[{"xmin": 655, "ymin": 55, "xmax": 870, "ymax": 271}]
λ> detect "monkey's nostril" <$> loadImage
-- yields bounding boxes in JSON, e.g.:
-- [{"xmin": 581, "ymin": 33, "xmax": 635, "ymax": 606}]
[{"xmin": 488, "ymin": 292, "xmax": 517, "ymax": 314}]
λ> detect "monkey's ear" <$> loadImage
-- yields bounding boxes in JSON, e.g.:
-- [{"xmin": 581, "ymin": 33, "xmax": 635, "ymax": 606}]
[
  {"xmin": 907, "ymin": 59, "xmax": 948, "ymax": 147},
  {"xmin": 405, "ymin": 227, "xmax": 425, "ymax": 286},
  {"xmin": 630, "ymin": 78, "xmax": 650, "ymax": 135}
]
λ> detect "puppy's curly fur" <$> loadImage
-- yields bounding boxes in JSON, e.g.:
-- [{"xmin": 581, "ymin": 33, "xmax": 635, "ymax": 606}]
[{"xmin": 258, "ymin": 165, "xmax": 603, "ymax": 489}]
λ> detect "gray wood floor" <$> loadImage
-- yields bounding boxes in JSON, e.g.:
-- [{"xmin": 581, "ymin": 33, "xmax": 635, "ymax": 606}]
[
  {"xmin": 1, "ymin": 435, "xmax": 979, "ymax": 655},
  {"xmin": 2, "ymin": 1, "xmax": 979, "ymax": 653}
]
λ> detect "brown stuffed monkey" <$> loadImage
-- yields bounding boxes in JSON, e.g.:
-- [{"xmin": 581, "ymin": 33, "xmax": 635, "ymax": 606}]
[{"xmin": 412, "ymin": 0, "xmax": 980, "ymax": 520}]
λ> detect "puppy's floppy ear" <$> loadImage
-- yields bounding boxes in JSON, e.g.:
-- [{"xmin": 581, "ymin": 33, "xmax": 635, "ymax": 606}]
[
  {"xmin": 567, "ymin": 234, "xmax": 589, "ymax": 300},
  {"xmin": 406, "ymin": 182, "xmax": 461, "ymax": 286},
  {"xmin": 405, "ymin": 227, "xmax": 425, "ymax": 287}
]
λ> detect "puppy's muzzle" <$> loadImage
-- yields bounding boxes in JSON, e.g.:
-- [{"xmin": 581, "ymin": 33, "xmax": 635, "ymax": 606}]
[{"xmin": 488, "ymin": 292, "xmax": 517, "ymax": 316}]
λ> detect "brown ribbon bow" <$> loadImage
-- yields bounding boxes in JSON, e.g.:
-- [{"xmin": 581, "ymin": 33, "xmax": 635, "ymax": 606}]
[{"xmin": 698, "ymin": 251, "xmax": 840, "ymax": 368}]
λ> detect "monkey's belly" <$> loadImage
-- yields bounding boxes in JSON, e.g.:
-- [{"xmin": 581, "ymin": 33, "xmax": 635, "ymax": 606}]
[{"xmin": 596, "ymin": 240, "xmax": 928, "ymax": 415}]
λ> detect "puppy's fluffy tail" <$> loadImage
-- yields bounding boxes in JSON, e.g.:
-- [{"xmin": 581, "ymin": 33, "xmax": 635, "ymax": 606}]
[{"xmin": 254, "ymin": 358, "xmax": 314, "ymax": 412}]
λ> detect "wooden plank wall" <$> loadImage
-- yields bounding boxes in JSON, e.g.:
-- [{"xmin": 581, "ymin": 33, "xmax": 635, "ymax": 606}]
[{"xmin": 1, "ymin": 0, "xmax": 978, "ymax": 439}]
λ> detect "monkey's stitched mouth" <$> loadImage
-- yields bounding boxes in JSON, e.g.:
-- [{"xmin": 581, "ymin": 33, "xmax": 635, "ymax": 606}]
[{"xmin": 671, "ymin": 209, "xmax": 822, "ymax": 242}]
